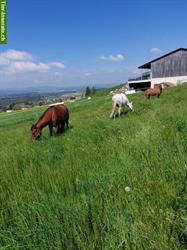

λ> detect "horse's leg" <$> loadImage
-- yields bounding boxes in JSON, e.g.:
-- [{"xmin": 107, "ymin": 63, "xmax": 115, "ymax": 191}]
[
  {"xmin": 110, "ymin": 104, "xmax": 116, "ymax": 119},
  {"xmin": 49, "ymin": 124, "xmax": 53, "ymax": 136},
  {"xmin": 66, "ymin": 119, "xmax": 69, "ymax": 129},
  {"xmin": 60, "ymin": 122, "xmax": 65, "ymax": 133},
  {"xmin": 110, "ymin": 107, "xmax": 114, "ymax": 118},
  {"xmin": 57, "ymin": 124, "xmax": 61, "ymax": 134},
  {"xmin": 110, "ymin": 111, "xmax": 114, "ymax": 119},
  {"xmin": 114, "ymin": 107, "xmax": 118, "ymax": 120},
  {"xmin": 123, "ymin": 105, "xmax": 125, "ymax": 114},
  {"xmin": 118, "ymin": 106, "xmax": 122, "ymax": 117},
  {"xmin": 113, "ymin": 111, "xmax": 116, "ymax": 120}
]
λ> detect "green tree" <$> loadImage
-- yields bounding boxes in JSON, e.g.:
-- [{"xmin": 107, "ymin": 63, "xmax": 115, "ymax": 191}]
[
  {"xmin": 85, "ymin": 86, "xmax": 91, "ymax": 97},
  {"xmin": 91, "ymin": 86, "xmax": 96, "ymax": 95}
]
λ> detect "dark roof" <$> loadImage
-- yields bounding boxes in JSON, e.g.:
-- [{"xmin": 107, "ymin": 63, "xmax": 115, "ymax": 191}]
[{"xmin": 138, "ymin": 48, "xmax": 187, "ymax": 69}]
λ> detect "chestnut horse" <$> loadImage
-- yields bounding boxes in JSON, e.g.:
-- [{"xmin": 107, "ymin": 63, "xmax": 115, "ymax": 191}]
[
  {"xmin": 31, "ymin": 104, "xmax": 69, "ymax": 140},
  {"xmin": 145, "ymin": 84, "xmax": 162, "ymax": 99}
]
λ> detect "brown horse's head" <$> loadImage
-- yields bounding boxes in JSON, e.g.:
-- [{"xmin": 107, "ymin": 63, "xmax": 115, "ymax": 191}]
[
  {"xmin": 31, "ymin": 125, "xmax": 41, "ymax": 140},
  {"xmin": 154, "ymin": 84, "xmax": 162, "ymax": 92}
]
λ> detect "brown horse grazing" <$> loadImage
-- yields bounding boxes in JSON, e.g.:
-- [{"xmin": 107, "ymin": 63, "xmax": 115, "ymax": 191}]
[
  {"xmin": 145, "ymin": 84, "xmax": 162, "ymax": 99},
  {"xmin": 31, "ymin": 104, "xmax": 69, "ymax": 140}
]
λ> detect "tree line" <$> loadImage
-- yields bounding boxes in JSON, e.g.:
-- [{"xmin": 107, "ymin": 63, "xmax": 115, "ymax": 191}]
[{"xmin": 85, "ymin": 86, "xmax": 96, "ymax": 97}]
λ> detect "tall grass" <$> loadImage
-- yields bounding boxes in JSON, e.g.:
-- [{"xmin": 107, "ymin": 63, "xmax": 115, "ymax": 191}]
[{"xmin": 0, "ymin": 85, "xmax": 187, "ymax": 249}]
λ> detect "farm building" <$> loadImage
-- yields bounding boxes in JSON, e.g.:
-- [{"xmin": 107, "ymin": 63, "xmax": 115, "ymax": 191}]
[{"xmin": 128, "ymin": 48, "xmax": 187, "ymax": 90}]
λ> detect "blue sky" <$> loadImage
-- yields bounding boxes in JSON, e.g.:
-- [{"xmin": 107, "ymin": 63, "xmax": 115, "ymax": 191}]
[{"xmin": 0, "ymin": 0, "xmax": 187, "ymax": 89}]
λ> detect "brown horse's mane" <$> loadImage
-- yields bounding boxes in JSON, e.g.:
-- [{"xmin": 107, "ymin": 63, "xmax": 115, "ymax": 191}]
[{"xmin": 34, "ymin": 106, "xmax": 54, "ymax": 126}]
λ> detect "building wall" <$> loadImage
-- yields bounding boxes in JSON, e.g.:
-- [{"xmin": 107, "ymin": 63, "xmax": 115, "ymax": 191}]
[
  {"xmin": 151, "ymin": 75, "xmax": 187, "ymax": 87},
  {"xmin": 151, "ymin": 50, "xmax": 187, "ymax": 78}
]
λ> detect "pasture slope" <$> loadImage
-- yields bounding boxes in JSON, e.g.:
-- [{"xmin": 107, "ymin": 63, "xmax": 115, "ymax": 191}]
[{"xmin": 0, "ymin": 85, "xmax": 187, "ymax": 250}]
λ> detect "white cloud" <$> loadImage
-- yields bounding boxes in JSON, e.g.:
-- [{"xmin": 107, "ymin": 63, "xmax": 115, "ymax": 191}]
[
  {"xmin": 0, "ymin": 49, "xmax": 65, "ymax": 74},
  {"xmin": 52, "ymin": 71, "xmax": 63, "ymax": 80},
  {"xmin": 0, "ymin": 49, "xmax": 32, "ymax": 65},
  {"xmin": 7, "ymin": 61, "xmax": 51, "ymax": 74},
  {"xmin": 33, "ymin": 79, "xmax": 42, "ymax": 84},
  {"xmin": 48, "ymin": 62, "xmax": 65, "ymax": 69},
  {"xmin": 150, "ymin": 48, "xmax": 162, "ymax": 53},
  {"xmin": 84, "ymin": 72, "xmax": 92, "ymax": 76},
  {"xmin": 54, "ymin": 71, "xmax": 62, "ymax": 76},
  {"xmin": 99, "ymin": 53, "xmax": 125, "ymax": 62}
]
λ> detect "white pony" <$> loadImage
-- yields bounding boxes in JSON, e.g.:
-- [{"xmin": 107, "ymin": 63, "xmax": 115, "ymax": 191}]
[{"xmin": 110, "ymin": 93, "xmax": 134, "ymax": 119}]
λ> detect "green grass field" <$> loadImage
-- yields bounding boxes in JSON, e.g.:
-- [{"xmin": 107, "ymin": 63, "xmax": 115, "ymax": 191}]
[{"xmin": 0, "ymin": 85, "xmax": 187, "ymax": 249}]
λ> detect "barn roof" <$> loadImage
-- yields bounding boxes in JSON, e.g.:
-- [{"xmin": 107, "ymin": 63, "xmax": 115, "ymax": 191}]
[{"xmin": 138, "ymin": 48, "xmax": 187, "ymax": 69}]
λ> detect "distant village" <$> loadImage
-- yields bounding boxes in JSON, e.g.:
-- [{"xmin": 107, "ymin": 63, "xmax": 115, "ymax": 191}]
[
  {"xmin": 0, "ymin": 86, "xmax": 97, "ymax": 113},
  {"xmin": 0, "ymin": 93, "xmax": 82, "ymax": 113},
  {"xmin": 0, "ymin": 96, "xmax": 77, "ymax": 113}
]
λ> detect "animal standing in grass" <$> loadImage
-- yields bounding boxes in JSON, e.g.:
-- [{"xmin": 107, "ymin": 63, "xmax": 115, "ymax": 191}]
[
  {"xmin": 31, "ymin": 104, "xmax": 69, "ymax": 140},
  {"xmin": 145, "ymin": 84, "xmax": 162, "ymax": 99},
  {"xmin": 110, "ymin": 93, "xmax": 134, "ymax": 119}
]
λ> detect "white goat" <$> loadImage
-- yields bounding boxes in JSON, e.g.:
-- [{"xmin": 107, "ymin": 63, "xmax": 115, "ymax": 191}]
[{"xmin": 110, "ymin": 93, "xmax": 134, "ymax": 119}]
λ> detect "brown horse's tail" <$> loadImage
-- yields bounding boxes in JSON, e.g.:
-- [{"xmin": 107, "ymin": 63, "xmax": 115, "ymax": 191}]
[
  {"xmin": 144, "ymin": 90, "xmax": 149, "ymax": 99},
  {"xmin": 65, "ymin": 106, "xmax": 69, "ymax": 128}
]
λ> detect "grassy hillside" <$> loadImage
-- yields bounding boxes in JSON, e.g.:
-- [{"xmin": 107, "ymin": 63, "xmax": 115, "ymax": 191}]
[{"xmin": 0, "ymin": 85, "xmax": 187, "ymax": 249}]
